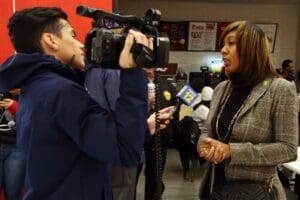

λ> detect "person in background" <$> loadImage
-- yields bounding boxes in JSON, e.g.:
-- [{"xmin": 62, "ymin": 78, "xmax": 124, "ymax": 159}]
[
  {"xmin": 85, "ymin": 67, "xmax": 138, "ymax": 200},
  {"xmin": 173, "ymin": 81, "xmax": 213, "ymax": 182},
  {"xmin": 295, "ymin": 70, "xmax": 300, "ymax": 93},
  {"xmin": 0, "ymin": 7, "xmax": 173, "ymax": 200},
  {"xmin": 278, "ymin": 59, "xmax": 300, "ymax": 199},
  {"xmin": 198, "ymin": 21, "xmax": 298, "ymax": 200},
  {"xmin": 190, "ymin": 77, "xmax": 206, "ymax": 94},
  {"xmin": 141, "ymin": 67, "xmax": 178, "ymax": 200},
  {"xmin": 85, "ymin": 65, "xmax": 174, "ymax": 200},
  {"xmin": 85, "ymin": 22, "xmax": 174, "ymax": 200},
  {"xmin": 0, "ymin": 89, "xmax": 25, "ymax": 200},
  {"xmin": 280, "ymin": 59, "xmax": 296, "ymax": 82}
]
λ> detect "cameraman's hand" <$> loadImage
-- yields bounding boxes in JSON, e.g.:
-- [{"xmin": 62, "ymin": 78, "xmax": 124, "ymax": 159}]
[
  {"xmin": 0, "ymin": 98, "xmax": 14, "ymax": 109},
  {"xmin": 147, "ymin": 106, "xmax": 174, "ymax": 135},
  {"xmin": 119, "ymin": 29, "xmax": 153, "ymax": 69}
]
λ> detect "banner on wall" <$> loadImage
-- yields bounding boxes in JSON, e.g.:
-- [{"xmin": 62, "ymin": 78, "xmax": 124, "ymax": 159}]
[
  {"xmin": 0, "ymin": 0, "xmax": 112, "ymax": 63},
  {"xmin": 256, "ymin": 23, "xmax": 277, "ymax": 53},
  {"xmin": 215, "ymin": 22, "xmax": 231, "ymax": 51},
  {"xmin": 187, "ymin": 22, "xmax": 217, "ymax": 51},
  {"xmin": 159, "ymin": 21, "xmax": 188, "ymax": 51}
]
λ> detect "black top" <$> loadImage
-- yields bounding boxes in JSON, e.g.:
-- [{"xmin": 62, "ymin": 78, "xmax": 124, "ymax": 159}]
[
  {"xmin": 217, "ymin": 85, "xmax": 252, "ymax": 142},
  {"xmin": 214, "ymin": 84, "xmax": 251, "ymax": 184}
]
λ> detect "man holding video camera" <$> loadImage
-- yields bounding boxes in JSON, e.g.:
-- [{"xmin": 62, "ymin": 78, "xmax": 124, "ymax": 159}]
[{"xmin": 0, "ymin": 6, "xmax": 171, "ymax": 200}]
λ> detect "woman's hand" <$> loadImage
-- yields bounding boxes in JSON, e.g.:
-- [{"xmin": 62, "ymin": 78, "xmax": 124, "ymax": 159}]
[{"xmin": 198, "ymin": 137, "xmax": 231, "ymax": 164}]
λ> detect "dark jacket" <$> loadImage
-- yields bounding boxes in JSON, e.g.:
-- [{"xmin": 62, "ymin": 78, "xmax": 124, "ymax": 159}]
[
  {"xmin": 0, "ymin": 53, "xmax": 148, "ymax": 200},
  {"xmin": 85, "ymin": 65, "xmax": 120, "ymax": 111}
]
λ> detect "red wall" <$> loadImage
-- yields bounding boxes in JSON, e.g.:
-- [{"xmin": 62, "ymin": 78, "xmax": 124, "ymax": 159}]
[
  {"xmin": 0, "ymin": 0, "xmax": 15, "ymax": 63},
  {"xmin": 0, "ymin": 0, "xmax": 112, "ymax": 63}
]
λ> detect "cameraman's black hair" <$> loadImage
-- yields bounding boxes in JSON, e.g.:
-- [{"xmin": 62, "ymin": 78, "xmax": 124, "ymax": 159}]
[
  {"xmin": 7, "ymin": 7, "xmax": 67, "ymax": 54},
  {"xmin": 281, "ymin": 59, "xmax": 293, "ymax": 70}
]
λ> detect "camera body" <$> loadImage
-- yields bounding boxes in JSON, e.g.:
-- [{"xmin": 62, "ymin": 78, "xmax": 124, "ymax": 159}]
[{"xmin": 77, "ymin": 5, "xmax": 170, "ymax": 69}]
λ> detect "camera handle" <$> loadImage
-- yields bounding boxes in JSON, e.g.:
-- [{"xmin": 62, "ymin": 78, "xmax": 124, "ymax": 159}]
[{"xmin": 131, "ymin": 43, "xmax": 154, "ymax": 67}]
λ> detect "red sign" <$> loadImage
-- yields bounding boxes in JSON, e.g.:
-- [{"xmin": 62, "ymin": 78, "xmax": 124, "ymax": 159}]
[
  {"xmin": 216, "ymin": 22, "xmax": 231, "ymax": 51},
  {"xmin": 0, "ymin": 0, "xmax": 14, "ymax": 63},
  {"xmin": 0, "ymin": 0, "xmax": 112, "ymax": 63}
]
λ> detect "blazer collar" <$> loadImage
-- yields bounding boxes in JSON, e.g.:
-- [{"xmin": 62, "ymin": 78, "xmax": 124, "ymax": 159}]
[{"xmin": 238, "ymin": 78, "xmax": 273, "ymax": 117}]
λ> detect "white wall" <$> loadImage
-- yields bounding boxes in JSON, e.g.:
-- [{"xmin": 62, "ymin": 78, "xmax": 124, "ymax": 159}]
[{"xmin": 118, "ymin": 0, "xmax": 299, "ymax": 77}]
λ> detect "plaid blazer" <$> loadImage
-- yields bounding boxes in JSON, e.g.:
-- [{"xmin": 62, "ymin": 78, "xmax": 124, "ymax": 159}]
[{"xmin": 202, "ymin": 77, "xmax": 299, "ymax": 200}]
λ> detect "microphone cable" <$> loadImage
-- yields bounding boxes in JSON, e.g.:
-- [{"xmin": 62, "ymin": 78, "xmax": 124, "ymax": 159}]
[{"xmin": 153, "ymin": 69, "xmax": 164, "ymax": 195}]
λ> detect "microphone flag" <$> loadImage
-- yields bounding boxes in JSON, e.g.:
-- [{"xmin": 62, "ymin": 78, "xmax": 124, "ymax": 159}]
[{"xmin": 176, "ymin": 85, "xmax": 199, "ymax": 106}]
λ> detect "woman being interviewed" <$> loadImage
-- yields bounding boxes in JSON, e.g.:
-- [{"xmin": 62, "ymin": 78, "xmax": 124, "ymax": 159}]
[{"xmin": 198, "ymin": 21, "xmax": 298, "ymax": 200}]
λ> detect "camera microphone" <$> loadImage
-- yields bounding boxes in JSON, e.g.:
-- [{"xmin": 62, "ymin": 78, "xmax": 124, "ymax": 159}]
[{"xmin": 76, "ymin": 5, "xmax": 97, "ymax": 18}]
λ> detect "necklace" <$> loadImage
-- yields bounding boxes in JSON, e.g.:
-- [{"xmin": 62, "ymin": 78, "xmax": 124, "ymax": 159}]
[{"xmin": 215, "ymin": 86, "xmax": 250, "ymax": 141}]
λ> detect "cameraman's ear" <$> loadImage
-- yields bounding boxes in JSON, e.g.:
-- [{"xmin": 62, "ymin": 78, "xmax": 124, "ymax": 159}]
[{"xmin": 40, "ymin": 33, "xmax": 59, "ymax": 52}]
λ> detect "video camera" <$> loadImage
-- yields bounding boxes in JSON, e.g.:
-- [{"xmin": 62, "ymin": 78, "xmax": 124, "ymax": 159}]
[{"xmin": 76, "ymin": 5, "xmax": 170, "ymax": 69}]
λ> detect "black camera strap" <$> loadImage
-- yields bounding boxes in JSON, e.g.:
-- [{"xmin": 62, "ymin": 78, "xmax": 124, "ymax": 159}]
[{"xmin": 131, "ymin": 43, "xmax": 154, "ymax": 67}]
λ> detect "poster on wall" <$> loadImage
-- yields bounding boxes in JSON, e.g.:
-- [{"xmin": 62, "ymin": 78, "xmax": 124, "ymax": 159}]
[
  {"xmin": 159, "ymin": 21, "xmax": 188, "ymax": 51},
  {"xmin": 256, "ymin": 23, "xmax": 278, "ymax": 53},
  {"xmin": 215, "ymin": 22, "xmax": 231, "ymax": 51},
  {"xmin": 187, "ymin": 22, "xmax": 217, "ymax": 51}
]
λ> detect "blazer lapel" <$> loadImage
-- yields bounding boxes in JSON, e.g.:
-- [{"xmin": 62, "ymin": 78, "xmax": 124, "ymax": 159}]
[{"xmin": 238, "ymin": 78, "xmax": 273, "ymax": 117}]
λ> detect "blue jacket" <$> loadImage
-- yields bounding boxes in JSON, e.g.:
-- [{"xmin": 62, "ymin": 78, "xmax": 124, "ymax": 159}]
[{"xmin": 0, "ymin": 53, "xmax": 148, "ymax": 200}]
